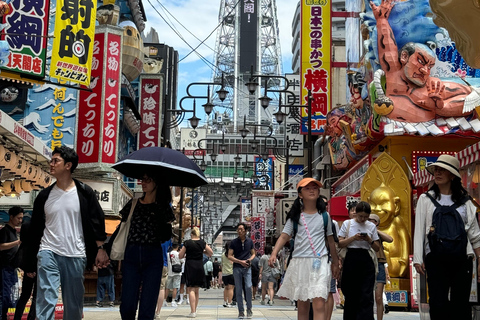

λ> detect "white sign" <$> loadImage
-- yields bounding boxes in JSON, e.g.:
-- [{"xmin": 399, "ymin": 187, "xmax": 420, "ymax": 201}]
[
  {"xmin": 82, "ymin": 180, "xmax": 114, "ymax": 211},
  {"xmin": 180, "ymin": 128, "xmax": 207, "ymax": 154},
  {"xmin": 284, "ymin": 74, "xmax": 303, "ymax": 157}
]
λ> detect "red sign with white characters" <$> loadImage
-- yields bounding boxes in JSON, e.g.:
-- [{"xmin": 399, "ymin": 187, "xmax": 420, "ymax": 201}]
[
  {"xmin": 101, "ymin": 33, "xmax": 121, "ymax": 164},
  {"xmin": 139, "ymin": 76, "xmax": 162, "ymax": 147},
  {"xmin": 250, "ymin": 217, "xmax": 265, "ymax": 255},
  {"xmin": 78, "ymin": 33, "xmax": 104, "ymax": 163}
]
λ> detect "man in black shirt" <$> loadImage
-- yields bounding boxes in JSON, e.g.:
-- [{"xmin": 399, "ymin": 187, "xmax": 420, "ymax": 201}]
[
  {"xmin": 228, "ymin": 223, "xmax": 255, "ymax": 319},
  {"xmin": 0, "ymin": 206, "xmax": 24, "ymax": 320}
]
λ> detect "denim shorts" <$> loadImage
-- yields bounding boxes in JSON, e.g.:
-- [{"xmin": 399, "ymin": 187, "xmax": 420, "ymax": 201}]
[{"xmin": 376, "ymin": 263, "xmax": 386, "ymax": 284}]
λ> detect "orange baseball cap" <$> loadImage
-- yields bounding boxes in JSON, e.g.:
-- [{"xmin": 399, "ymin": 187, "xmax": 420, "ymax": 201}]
[{"xmin": 296, "ymin": 178, "xmax": 322, "ymax": 190}]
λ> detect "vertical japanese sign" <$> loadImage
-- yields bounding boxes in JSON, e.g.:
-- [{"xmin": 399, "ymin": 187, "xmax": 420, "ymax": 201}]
[
  {"xmin": 51, "ymin": 88, "xmax": 67, "ymax": 149},
  {"xmin": 300, "ymin": 0, "xmax": 331, "ymax": 134},
  {"xmin": 1, "ymin": 0, "xmax": 50, "ymax": 77},
  {"xmin": 284, "ymin": 74, "xmax": 304, "ymax": 157},
  {"xmin": 76, "ymin": 26, "xmax": 122, "ymax": 164},
  {"xmin": 240, "ymin": 0, "xmax": 257, "ymax": 73},
  {"xmin": 254, "ymin": 156, "xmax": 274, "ymax": 190},
  {"xmin": 139, "ymin": 75, "xmax": 163, "ymax": 148},
  {"xmin": 50, "ymin": 0, "xmax": 96, "ymax": 85},
  {"xmin": 77, "ymin": 33, "xmax": 103, "ymax": 163},
  {"xmin": 101, "ymin": 33, "xmax": 121, "ymax": 164},
  {"xmin": 250, "ymin": 217, "xmax": 265, "ymax": 255}
]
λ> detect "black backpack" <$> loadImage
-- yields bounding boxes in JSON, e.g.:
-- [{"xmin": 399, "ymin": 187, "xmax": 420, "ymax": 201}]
[{"xmin": 426, "ymin": 193, "xmax": 469, "ymax": 257}]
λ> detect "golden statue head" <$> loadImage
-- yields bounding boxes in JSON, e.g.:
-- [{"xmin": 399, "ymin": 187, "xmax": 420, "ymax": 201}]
[{"xmin": 367, "ymin": 183, "xmax": 400, "ymax": 226}]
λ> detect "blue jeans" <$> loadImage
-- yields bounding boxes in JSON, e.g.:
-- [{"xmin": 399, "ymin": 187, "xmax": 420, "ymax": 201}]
[
  {"xmin": 233, "ymin": 267, "xmax": 252, "ymax": 313},
  {"xmin": 36, "ymin": 250, "xmax": 86, "ymax": 320},
  {"xmin": 120, "ymin": 244, "xmax": 163, "ymax": 320},
  {"xmin": 96, "ymin": 275, "xmax": 115, "ymax": 302}
]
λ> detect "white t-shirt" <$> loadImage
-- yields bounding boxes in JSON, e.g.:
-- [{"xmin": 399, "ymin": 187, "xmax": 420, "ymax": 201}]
[
  {"xmin": 282, "ymin": 211, "xmax": 333, "ymax": 258},
  {"xmin": 40, "ymin": 185, "xmax": 85, "ymax": 257},
  {"xmin": 338, "ymin": 219, "xmax": 379, "ymax": 250}
]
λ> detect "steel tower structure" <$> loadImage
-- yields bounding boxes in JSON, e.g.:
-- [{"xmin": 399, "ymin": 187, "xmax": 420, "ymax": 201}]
[{"xmin": 211, "ymin": 0, "xmax": 283, "ymax": 132}]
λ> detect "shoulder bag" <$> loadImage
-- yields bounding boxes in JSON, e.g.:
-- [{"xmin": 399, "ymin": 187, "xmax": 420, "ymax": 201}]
[
  {"xmin": 110, "ymin": 198, "xmax": 138, "ymax": 261},
  {"xmin": 171, "ymin": 254, "xmax": 182, "ymax": 273},
  {"xmin": 271, "ymin": 259, "xmax": 282, "ymax": 279},
  {"xmin": 338, "ymin": 220, "xmax": 351, "ymax": 260}
]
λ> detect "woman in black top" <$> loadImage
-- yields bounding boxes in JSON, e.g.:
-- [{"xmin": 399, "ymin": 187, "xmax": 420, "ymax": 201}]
[
  {"xmin": 119, "ymin": 175, "xmax": 174, "ymax": 320},
  {"xmin": 179, "ymin": 227, "xmax": 213, "ymax": 318}
]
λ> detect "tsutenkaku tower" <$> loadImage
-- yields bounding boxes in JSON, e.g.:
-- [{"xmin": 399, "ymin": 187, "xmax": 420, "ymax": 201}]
[{"xmin": 211, "ymin": 0, "xmax": 283, "ymax": 132}]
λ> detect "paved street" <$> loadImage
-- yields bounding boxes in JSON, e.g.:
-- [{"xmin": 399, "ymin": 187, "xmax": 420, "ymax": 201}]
[{"xmin": 82, "ymin": 288, "xmax": 422, "ymax": 319}]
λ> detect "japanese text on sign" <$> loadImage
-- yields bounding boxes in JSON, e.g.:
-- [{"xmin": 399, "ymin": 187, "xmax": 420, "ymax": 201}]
[
  {"xmin": 300, "ymin": 1, "xmax": 331, "ymax": 134},
  {"xmin": 2, "ymin": 0, "xmax": 50, "ymax": 77},
  {"xmin": 51, "ymin": 88, "xmax": 67, "ymax": 149},
  {"xmin": 50, "ymin": 0, "xmax": 97, "ymax": 85},
  {"xmin": 139, "ymin": 76, "xmax": 161, "ymax": 147}
]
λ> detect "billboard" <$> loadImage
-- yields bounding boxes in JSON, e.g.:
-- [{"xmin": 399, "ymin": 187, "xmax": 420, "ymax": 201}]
[
  {"xmin": 49, "ymin": 0, "xmax": 96, "ymax": 85},
  {"xmin": 1, "ymin": 0, "xmax": 50, "ymax": 77},
  {"xmin": 300, "ymin": 0, "xmax": 331, "ymax": 134},
  {"xmin": 139, "ymin": 75, "xmax": 163, "ymax": 148},
  {"xmin": 239, "ymin": 0, "xmax": 257, "ymax": 73}
]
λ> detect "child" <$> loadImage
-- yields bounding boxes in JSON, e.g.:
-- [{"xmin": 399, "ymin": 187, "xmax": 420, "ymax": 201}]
[{"xmin": 269, "ymin": 178, "xmax": 340, "ymax": 320}]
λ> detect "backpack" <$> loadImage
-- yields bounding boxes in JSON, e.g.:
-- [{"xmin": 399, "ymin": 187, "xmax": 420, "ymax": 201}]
[
  {"xmin": 426, "ymin": 193, "xmax": 469, "ymax": 257},
  {"xmin": 287, "ymin": 211, "xmax": 334, "ymax": 266}
]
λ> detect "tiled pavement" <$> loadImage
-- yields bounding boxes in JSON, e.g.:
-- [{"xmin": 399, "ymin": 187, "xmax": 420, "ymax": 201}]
[{"xmin": 82, "ymin": 288, "xmax": 422, "ymax": 319}]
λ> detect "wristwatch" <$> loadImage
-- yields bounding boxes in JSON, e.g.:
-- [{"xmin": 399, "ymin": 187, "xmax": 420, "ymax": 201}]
[{"xmin": 98, "ymin": 244, "xmax": 105, "ymax": 250}]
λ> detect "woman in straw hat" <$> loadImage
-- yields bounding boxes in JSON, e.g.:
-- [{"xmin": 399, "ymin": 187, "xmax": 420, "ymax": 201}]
[
  {"xmin": 413, "ymin": 154, "xmax": 480, "ymax": 320},
  {"xmin": 269, "ymin": 177, "xmax": 339, "ymax": 320}
]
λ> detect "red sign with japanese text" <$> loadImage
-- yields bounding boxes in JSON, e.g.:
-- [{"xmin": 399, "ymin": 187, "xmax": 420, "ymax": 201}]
[
  {"xmin": 139, "ymin": 75, "xmax": 162, "ymax": 148},
  {"xmin": 77, "ymin": 33, "xmax": 104, "ymax": 163},
  {"xmin": 250, "ymin": 217, "xmax": 265, "ymax": 255},
  {"xmin": 101, "ymin": 33, "xmax": 121, "ymax": 164}
]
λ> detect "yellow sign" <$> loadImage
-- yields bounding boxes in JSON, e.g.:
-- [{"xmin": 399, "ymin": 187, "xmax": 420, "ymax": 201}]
[
  {"xmin": 300, "ymin": 0, "xmax": 331, "ymax": 134},
  {"xmin": 49, "ymin": 0, "xmax": 97, "ymax": 86}
]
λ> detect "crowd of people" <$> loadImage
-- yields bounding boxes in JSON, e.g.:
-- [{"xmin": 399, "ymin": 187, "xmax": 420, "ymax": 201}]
[{"xmin": 1, "ymin": 147, "xmax": 480, "ymax": 320}]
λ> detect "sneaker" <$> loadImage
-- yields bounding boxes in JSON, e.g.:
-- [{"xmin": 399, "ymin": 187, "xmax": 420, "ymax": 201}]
[
  {"xmin": 268, "ymin": 300, "xmax": 274, "ymax": 306},
  {"xmin": 188, "ymin": 312, "xmax": 196, "ymax": 318},
  {"xmin": 238, "ymin": 312, "xmax": 245, "ymax": 319},
  {"xmin": 247, "ymin": 309, "xmax": 253, "ymax": 318},
  {"xmin": 178, "ymin": 299, "xmax": 183, "ymax": 305},
  {"xmin": 171, "ymin": 301, "xmax": 177, "ymax": 307},
  {"xmin": 260, "ymin": 300, "xmax": 265, "ymax": 305},
  {"xmin": 95, "ymin": 302, "xmax": 103, "ymax": 308},
  {"xmin": 223, "ymin": 301, "xmax": 229, "ymax": 307},
  {"xmin": 384, "ymin": 304, "xmax": 390, "ymax": 314},
  {"xmin": 109, "ymin": 301, "xmax": 115, "ymax": 307},
  {"xmin": 186, "ymin": 299, "xmax": 190, "ymax": 305},
  {"xmin": 231, "ymin": 301, "xmax": 236, "ymax": 306},
  {"xmin": 162, "ymin": 300, "xmax": 168, "ymax": 307}
]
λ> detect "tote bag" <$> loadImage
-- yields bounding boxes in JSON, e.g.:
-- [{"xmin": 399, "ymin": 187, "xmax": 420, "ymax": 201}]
[{"xmin": 110, "ymin": 198, "xmax": 138, "ymax": 261}]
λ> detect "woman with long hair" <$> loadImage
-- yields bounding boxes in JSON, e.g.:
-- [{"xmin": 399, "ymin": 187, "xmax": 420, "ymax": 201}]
[
  {"xmin": 221, "ymin": 241, "xmax": 234, "ymax": 308},
  {"xmin": 269, "ymin": 178, "xmax": 339, "ymax": 320},
  {"xmin": 179, "ymin": 227, "xmax": 213, "ymax": 318},
  {"xmin": 414, "ymin": 154, "xmax": 480, "ymax": 319},
  {"xmin": 338, "ymin": 201, "xmax": 380, "ymax": 320},
  {"xmin": 259, "ymin": 244, "xmax": 276, "ymax": 306},
  {"xmin": 119, "ymin": 174, "xmax": 175, "ymax": 320}
]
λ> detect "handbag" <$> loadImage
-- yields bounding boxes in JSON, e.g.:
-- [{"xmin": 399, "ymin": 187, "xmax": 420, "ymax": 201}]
[
  {"xmin": 271, "ymin": 260, "xmax": 282, "ymax": 279},
  {"xmin": 172, "ymin": 264, "xmax": 182, "ymax": 273},
  {"xmin": 110, "ymin": 198, "xmax": 138, "ymax": 261},
  {"xmin": 338, "ymin": 220, "xmax": 351, "ymax": 260}
]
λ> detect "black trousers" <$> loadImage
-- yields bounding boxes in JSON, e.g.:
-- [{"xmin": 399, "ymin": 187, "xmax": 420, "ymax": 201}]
[
  {"xmin": 425, "ymin": 253, "xmax": 473, "ymax": 320},
  {"xmin": 341, "ymin": 248, "xmax": 375, "ymax": 320},
  {"xmin": 13, "ymin": 274, "xmax": 36, "ymax": 320}
]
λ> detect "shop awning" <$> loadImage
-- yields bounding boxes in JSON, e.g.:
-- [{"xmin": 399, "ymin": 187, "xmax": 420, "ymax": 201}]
[
  {"xmin": 413, "ymin": 141, "xmax": 480, "ymax": 186},
  {"xmin": 105, "ymin": 219, "xmax": 121, "ymax": 235}
]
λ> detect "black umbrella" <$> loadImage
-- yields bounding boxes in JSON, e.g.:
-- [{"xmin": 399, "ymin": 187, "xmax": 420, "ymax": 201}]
[{"xmin": 112, "ymin": 147, "xmax": 208, "ymax": 188}]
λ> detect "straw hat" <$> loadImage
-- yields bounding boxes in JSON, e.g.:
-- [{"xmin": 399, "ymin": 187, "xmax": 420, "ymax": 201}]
[
  {"xmin": 296, "ymin": 177, "xmax": 322, "ymax": 190},
  {"xmin": 426, "ymin": 154, "xmax": 461, "ymax": 178}
]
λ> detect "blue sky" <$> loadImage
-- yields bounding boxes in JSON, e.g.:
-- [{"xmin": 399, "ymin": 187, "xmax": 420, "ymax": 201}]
[{"xmin": 142, "ymin": 0, "xmax": 297, "ymax": 126}]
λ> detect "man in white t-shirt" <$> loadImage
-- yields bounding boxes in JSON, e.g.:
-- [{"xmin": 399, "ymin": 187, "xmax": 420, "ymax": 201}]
[{"xmin": 23, "ymin": 146, "xmax": 108, "ymax": 320}]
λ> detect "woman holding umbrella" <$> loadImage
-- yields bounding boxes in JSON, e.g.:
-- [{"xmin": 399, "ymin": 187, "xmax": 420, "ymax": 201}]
[{"xmin": 119, "ymin": 174, "xmax": 175, "ymax": 320}]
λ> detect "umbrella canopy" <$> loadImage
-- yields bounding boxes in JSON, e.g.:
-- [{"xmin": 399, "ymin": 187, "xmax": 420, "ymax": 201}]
[{"xmin": 112, "ymin": 147, "xmax": 208, "ymax": 188}]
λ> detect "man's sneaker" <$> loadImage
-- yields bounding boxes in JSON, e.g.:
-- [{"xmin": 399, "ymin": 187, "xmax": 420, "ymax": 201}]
[
  {"xmin": 246, "ymin": 309, "xmax": 253, "ymax": 318},
  {"xmin": 231, "ymin": 301, "xmax": 236, "ymax": 306},
  {"xmin": 162, "ymin": 300, "xmax": 168, "ymax": 307},
  {"xmin": 96, "ymin": 302, "xmax": 103, "ymax": 307},
  {"xmin": 109, "ymin": 302, "xmax": 115, "ymax": 307},
  {"xmin": 268, "ymin": 300, "xmax": 274, "ymax": 306},
  {"xmin": 260, "ymin": 300, "xmax": 266, "ymax": 305},
  {"xmin": 238, "ymin": 312, "xmax": 245, "ymax": 319},
  {"xmin": 171, "ymin": 301, "xmax": 177, "ymax": 307},
  {"xmin": 223, "ymin": 301, "xmax": 229, "ymax": 307}
]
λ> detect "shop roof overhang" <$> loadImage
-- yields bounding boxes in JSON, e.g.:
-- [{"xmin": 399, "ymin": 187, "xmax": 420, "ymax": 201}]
[{"xmin": 0, "ymin": 109, "xmax": 51, "ymax": 167}]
